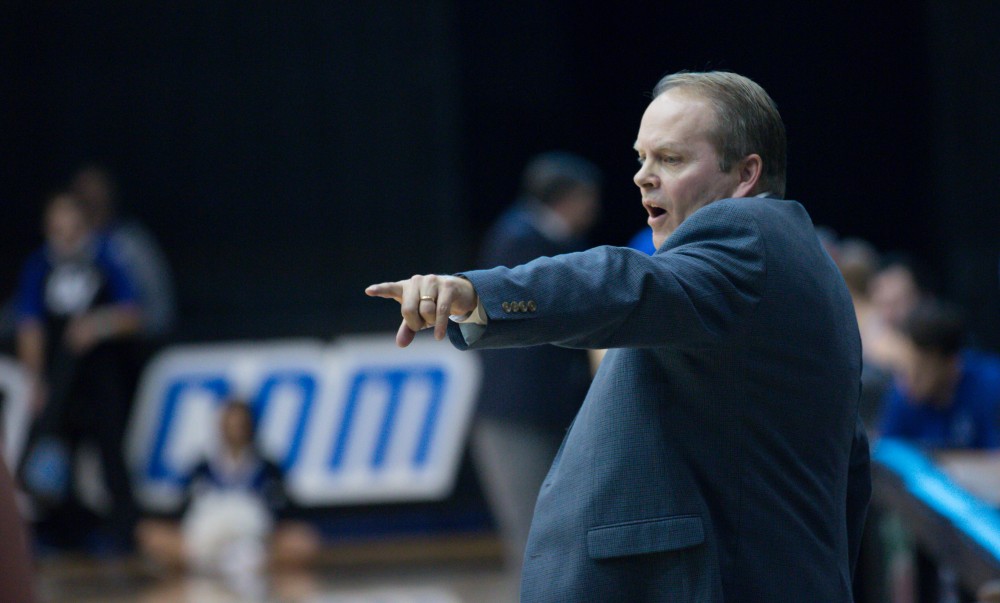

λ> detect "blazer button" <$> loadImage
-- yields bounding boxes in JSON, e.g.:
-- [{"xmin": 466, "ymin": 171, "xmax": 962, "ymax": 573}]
[
  {"xmin": 517, "ymin": 301, "xmax": 528, "ymax": 312},
  {"xmin": 527, "ymin": 300, "xmax": 537, "ymax": 312},
  {"xmin": 501, "ymin": 302, "xmax": 511, "ymax": 313}
]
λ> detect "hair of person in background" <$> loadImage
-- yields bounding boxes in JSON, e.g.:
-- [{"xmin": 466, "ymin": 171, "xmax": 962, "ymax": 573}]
[
  {"xmin": 837, "ymin": 238, "xmax": 880, "ymax": 300},
  {"xmin": 895, "ymin": 299, "xmax": 967, "ymax": 407},
  {"xmin": 877, "ymin": 252, "xmax": 936, "ymax": 291},
  {"xmin": 70, "ymin": 163, "xmax": 120, "ymax": 229},
  {"xmin": 653, "ymin": 71, "xmax": 787, "ymax": 199},
  {"xmin": 519, "ymin": 151, "xmax": 603, "ymax": 207},
  {"xmin": 903, "ymin": 299, "xmax": 966, "ymax": 358}
]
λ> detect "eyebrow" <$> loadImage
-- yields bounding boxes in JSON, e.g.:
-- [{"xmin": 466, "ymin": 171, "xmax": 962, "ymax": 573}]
[{"xmin": 633, "ymin": 140, "xmax": 688, "ymax": 153}]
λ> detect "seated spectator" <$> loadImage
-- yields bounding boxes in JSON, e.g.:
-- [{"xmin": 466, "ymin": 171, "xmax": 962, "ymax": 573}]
[
  {"xmin": 837, "ymin": 238, "xmax": 881, "ymax": 338},
  {"xmin": 871, "ymin": 255, "xmax": 926, "ymax": 331},
  {"xmin": 879, "ymin": 300, "xmax": 1000, "ymax": 448},
  {"xmin": 15, "ymin": 191, "xmax": 143, "ymax": 551},
  {"xmin": 835, "ymin": 238, "xmax": 894, "ymax": 429},
  {"xmin": 866, "ymin": 255, "xmax": 929, "ymax": 375},
  {"xmin": 136, "ymin": 399, "xmax": 320, "ymax": 575}
]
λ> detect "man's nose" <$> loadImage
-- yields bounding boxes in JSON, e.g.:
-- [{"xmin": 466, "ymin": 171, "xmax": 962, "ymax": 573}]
[{"xmin": 633, "ymin": 161, "xmax": 655, "ymax": 189}]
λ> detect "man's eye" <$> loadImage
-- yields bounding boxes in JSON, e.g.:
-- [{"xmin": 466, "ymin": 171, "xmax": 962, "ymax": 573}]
[
  {"xmin": 636, "ymin": 155, "xmax": 646, "ymax": 165},
  {"xmin": 663, "ymin": 155, "xmax": 681, "ymax": 164}
]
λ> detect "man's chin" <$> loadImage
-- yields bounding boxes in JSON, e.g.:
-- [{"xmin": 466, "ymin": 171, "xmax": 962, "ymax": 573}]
[{"xmin": 652, "ymin": 231, "xmax": 671, "ymax": 249}]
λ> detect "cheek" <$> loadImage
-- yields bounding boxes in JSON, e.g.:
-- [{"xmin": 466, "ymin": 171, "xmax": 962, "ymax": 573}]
[{"xmin": 667, "ymin": 178, "xmax": 709, "ymax": 218}]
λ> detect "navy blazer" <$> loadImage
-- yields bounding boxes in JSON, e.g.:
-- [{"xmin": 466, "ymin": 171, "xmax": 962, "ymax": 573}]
[{"xmin": 449, "ymin": 197, "xmax": 871, "ymax": 602}]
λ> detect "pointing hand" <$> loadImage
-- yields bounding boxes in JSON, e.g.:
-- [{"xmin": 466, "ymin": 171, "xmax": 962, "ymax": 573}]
[{"xmin": 366, "ymin": 274, "xmax": 478, "ymax": 347}]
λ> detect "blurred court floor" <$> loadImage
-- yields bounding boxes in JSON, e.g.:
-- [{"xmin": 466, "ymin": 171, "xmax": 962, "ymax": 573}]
[{"xmin": 35, "ymin": 534, "xmax": 517, "ymax": 603}]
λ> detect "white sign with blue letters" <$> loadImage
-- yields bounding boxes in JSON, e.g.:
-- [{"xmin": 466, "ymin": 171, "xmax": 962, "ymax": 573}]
[{"xmin": 125, "ymin": 336, "xmax": 480, "ymax": 511}]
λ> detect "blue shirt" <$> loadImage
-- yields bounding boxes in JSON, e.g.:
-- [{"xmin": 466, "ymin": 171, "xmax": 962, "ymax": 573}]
[
  {"xmin": 16, "ymin": 236, "xmax": 138, "ymax": 323},
  {"xmin": 627, "ymin": 226, "xmax": 657, "ymax": 255},
  {"xmin": 879, "ymin": 350, "xmax": 1000, "ymax": 449}
]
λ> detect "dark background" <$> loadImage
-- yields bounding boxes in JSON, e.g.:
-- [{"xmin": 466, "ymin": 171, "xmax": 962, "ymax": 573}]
[{"xmin": 2, "ymin": 1, "xmax": 998, "ymax": 350}]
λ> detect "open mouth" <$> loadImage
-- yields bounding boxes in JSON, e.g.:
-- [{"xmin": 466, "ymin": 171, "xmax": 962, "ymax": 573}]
[{"xmin": 643, "ymin": 199, "xmax": 668, "ymax": 225}]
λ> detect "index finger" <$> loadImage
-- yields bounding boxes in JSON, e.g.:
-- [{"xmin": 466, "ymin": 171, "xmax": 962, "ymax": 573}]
[{"xmin": 365, "ymin": 281, "xmax": 404, "ymax": 302}]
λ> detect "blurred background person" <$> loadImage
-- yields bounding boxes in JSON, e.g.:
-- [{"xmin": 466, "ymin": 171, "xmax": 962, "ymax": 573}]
[
  {"xmin": 878, "ymin": 299, "xmax": 1000, "ymax": 449},
  {"xmin": 1, "ymin": 164, "xmax": 175, "ymax": 347},
  {"xmin": 15, "ymin": 192, "xmax": 143, "ymax": 552},
  {"xmin": 864, "ymin": 254, "xmax": 929, "ymax": 380},
  {"xmin": 835, "ymin": 237, "xmax": 895, "ymax": 430},
  {"xmin": 871, "ymin": 255, "xmax": 926, "ymax": 331},
  {"xmin": 814, "ymin": 225, "xmax": 840, "ymax": 262},
  {"xmin": 136, "ymin": 398, "xmax": 319, "ymax": 576},
  {"xmin": 834, "ymin": 237, "xmax": 899, "ymax": 603},
  {"xmin": 471, "ymin": 151, "xmax": 602, "ymax": 578},
  {"xmin": 70, "ymin": 163, "xmax": 177, "ymax": 343},
  {"xmin": 838, "ymin": 238, "xmax": 882, "ymax": 344}
]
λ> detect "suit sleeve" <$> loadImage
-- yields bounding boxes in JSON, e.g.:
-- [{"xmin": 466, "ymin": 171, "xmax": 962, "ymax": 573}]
[
  {"xmin": 846, "ymin": 415, "xmax": 871, "ymax": 579},
  {"xmin": 449, "ymin": 201, "xmax": 766, "ymax": 351}
]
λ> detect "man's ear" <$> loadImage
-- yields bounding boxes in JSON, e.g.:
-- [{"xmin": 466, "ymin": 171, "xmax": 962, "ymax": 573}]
[{"xmin": 733, "ymin": 154, "xmax": 763, "ymax": 197}]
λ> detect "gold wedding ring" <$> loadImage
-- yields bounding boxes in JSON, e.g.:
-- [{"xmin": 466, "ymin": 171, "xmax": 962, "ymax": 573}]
[{"xmin": 419, "ymin": 295, "xmax": 435, "ymax": 302}]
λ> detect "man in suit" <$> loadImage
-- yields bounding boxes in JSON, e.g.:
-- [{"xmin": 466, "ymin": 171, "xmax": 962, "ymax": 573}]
[
  {"xmin": 367, "ymin": 71, "xmax": 870, "ymax": 602},
  {"xmin": 473, "ymin": 152, "xmax": 601, "ymax": 576}
]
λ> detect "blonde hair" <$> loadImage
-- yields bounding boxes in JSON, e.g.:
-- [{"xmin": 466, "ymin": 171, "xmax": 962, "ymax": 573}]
[{"xmin": 654, "ymin": 71, "xmax": 787, "ymax": 198}]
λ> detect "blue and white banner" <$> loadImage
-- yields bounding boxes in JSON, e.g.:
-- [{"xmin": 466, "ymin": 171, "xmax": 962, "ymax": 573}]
[{"xmin": 125, "ymin": 336, "xmax": 481, "ymax": 511}]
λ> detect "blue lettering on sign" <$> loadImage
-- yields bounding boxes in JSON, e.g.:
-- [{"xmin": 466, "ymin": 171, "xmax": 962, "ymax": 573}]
[
  {"xmin": 145, "ymin": 363, "xmax": 450, "ymax": 486},
  {"xmin": 329, "ymin": 366, "xmax": 446, "ymax": 471},
  {"xmin": 251, "ymin": 371, "xmax": 317, "ymax": 470},
  {"xmin": 146, "ymin": 374, "xmax": 230, "ymax": 483}
]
